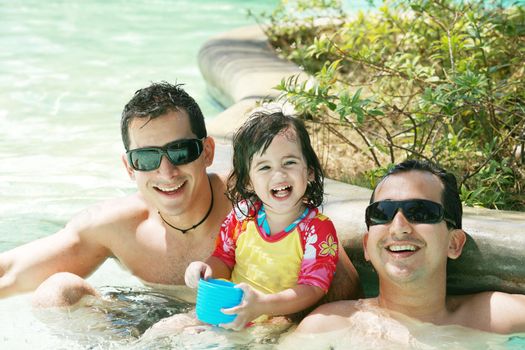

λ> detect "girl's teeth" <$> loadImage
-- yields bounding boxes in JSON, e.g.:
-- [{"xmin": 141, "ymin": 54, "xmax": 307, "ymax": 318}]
[{"xmin": 272, "ymin": 185, "xmax": 291, "ymax": 197}]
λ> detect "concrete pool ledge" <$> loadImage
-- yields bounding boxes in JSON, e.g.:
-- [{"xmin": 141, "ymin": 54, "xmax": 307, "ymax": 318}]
[{"xmin": 199, "ymin": 25, "xmax": 525, "ymax": 296}]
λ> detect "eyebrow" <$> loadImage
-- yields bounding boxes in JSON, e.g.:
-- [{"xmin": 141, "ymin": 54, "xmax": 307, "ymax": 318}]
[{"xmin": 252, "ymin": 154, "xmax": 302, "ymax": 168}]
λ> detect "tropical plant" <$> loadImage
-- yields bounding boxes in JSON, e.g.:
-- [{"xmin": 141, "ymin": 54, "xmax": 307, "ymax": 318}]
[{"xmin": 255, "ymin": 0, "xmax": 525, "ymax": 210}]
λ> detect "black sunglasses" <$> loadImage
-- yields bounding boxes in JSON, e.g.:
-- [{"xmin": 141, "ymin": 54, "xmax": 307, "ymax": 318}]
[
  {"xmin": 365, "ymin": 199, "xmax": 456, "ymax": 228},
  {"xmin": 127, "ymin": 138, "xmax": 204, "ymax": 171}
]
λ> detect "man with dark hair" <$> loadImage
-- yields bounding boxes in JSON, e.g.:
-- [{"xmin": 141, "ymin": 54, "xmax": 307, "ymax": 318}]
[
  {"xmin": 0, "ymin": 82, "xmax": 232, "ymax": 306},
  {"xmin": 287, "ymin": 159, "xmax": 525, "ymax": 346},
  {"xmin": 0, "ymin": 82, "xmax": 361, "ymax": 313}
]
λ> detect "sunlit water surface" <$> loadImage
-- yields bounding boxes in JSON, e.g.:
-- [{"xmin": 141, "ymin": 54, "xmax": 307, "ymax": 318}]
[
  {"xmin": 0, "ymin": 0, "xmax": 285, "ymax": 347},
  {"xmin": 1, "ymin": 0, "xmax": 523, "ymax": 349}
]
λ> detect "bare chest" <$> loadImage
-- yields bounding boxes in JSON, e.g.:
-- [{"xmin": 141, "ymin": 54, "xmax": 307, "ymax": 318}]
[{"xmin": 111, "ymin": 230, "xmax": 217, "ymax": 285}]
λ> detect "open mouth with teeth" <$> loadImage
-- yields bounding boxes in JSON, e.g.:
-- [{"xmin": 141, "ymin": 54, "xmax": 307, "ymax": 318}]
[
  {"xmin": 386, "ymin": 244, "xmax": 419, "ymax": 253},
  {"xmin": 154, "ymin": 181, "xmax": 186, "ymax": 195},
  {"xmin": 271, "ymin": 185, "xmax": 292, "ymax": 199}
]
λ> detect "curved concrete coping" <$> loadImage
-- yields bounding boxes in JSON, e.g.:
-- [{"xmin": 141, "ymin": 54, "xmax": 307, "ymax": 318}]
[{"xmin": 199, "ymin": 25, "xmax": 525, "ymax": 296}]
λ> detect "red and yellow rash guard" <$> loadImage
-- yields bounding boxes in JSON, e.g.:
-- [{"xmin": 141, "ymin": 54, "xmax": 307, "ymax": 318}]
[{"xmin": 212, "ymin": 202, "xmax": 339, "ymax": 294}]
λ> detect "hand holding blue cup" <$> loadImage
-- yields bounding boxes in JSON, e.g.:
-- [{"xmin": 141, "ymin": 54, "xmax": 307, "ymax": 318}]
[{"xmin": 196, "ymin": 278, "xmax": 243, "ymax": 326}]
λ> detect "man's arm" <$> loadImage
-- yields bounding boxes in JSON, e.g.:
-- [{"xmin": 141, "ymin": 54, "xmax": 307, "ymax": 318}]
[
  {"xmin": 0, "ymin": 205, "xmax": 113, "ymax": 298},
  {"xmin": 454, "ymin": 291, "xmax": 525, "ymax": 334},
  {"xmin": 489, "ymin": 292, "xmax": 525, "ymax": 334}
]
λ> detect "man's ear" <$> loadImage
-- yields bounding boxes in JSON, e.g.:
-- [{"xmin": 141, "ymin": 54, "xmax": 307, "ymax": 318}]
[
  {"xmin": 447, "ymin": 229, "xmax": 466, "ymax": 259},
  {"xmin": 203, "ymin": 136, "xmax": 215, "ymax": 167},
  {"xmin": 363, "ymin": 232, "xmax": 370, "ymax": 261},
  {"xmin": 122, "ymin": 154, "xmax": 135, "ymax": 180}
]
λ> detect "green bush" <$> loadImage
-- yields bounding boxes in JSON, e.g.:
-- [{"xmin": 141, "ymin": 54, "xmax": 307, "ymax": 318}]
[{"xmin": 256, "ymin": 0, "xmax": 525, "ymax": 210}]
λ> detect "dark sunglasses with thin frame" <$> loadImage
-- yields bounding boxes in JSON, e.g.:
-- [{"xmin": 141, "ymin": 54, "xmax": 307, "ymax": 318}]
[
  {"xmin": 365, "ymin": 199, "xmax": 457, "ymax": 229},
  {"xmin": 127, "ymin": 138, "xmax": 204, "ymax": 172}
]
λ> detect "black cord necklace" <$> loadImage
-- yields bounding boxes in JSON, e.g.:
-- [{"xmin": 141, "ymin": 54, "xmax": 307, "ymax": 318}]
[{"xmin": 158, "ymin": 176, "xmax": 214, "ymax": 234}]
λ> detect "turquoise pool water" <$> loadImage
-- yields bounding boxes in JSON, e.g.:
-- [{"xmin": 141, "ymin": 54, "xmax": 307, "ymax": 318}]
[
  {"xmin": 0, "ymin": 0, "xmax": 284, "ymax": 252},
  {"xmin": 1, "ymin": 0, "xmax": 523, "ymax": 348},
  {"xmin": 0, "ymin": 0, "xmax": 366, "ymax": 348},
  {"xmin": 0, "ymin": 0, "xmax": 374, "ymax": 252}
]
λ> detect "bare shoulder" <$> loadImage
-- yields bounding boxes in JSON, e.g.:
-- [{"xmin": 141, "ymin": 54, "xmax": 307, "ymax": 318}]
[
  {"xmin": 210, "ymin": 171, "xmax": 228, "ymax": 186},
  {"xmin": 208, "ymin": 172, "xmax": 232, "ymax": 217},
  {"xmin": 453, "ymin": 291, "xmax": 525, "ymax": 309},
  {"xmin": 0, "ymin": 194, "xmax": 150, "ymax": 294},
  {"xmin": 486, "ymin": 291, "xmax": 525, "ymax": 333},
  {"xmin": 450, "ymin": 291, "xmax": 525, "ymax": 333},
  {"xmin": 296, "ymin": 300, "xmax": 358, "ymax": 333},
  {"xmin": 66, "ymin": 192, "xmax": 149, "ymax": 238},
  {"xmin": 209, "ymin": 172, "xmax": 227, "ymax": 195}
]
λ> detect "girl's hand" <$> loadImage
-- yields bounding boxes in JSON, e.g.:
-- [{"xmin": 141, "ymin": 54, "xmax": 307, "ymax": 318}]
[
  {"xmin": 219, "ymin": 283, "xmax": 265, "ymax": 331},
  {"xmin": 184, "ymin": 261, "xmax": 212, "ymax": 288}
]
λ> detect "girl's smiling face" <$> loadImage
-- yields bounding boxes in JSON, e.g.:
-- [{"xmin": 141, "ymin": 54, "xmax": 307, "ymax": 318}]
[{"xmin": 248, "ymin": 128, "xmax": 312, "ymax": 218}]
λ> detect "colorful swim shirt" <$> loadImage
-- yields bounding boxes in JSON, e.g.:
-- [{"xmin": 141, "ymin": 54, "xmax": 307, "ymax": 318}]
[{"xmin": 212, "ymin": 201, "xmax": 339, "ymax": 294}]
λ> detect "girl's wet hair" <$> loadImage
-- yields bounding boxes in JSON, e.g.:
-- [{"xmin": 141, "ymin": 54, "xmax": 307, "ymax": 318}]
[{"xmin": 227, "ymin": 110, "xmax": 324, "ymax": 213}]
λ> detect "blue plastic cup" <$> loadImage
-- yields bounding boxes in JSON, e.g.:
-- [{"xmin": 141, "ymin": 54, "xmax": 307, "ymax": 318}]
[{"xmin": 195, "ymin": 278, "xmax": 243, "ymax": 326}]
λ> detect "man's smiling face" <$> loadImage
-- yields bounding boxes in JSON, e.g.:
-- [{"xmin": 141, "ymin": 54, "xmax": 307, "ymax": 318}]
[{"xmin": 363, "ymin": 170, "xmax": 462, "ymax": 284}]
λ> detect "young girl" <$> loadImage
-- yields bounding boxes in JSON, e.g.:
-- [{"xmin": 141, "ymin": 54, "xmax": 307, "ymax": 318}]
[{"xmin": 185, "ymin": 110, "xmax": 340, "ymax": 330}]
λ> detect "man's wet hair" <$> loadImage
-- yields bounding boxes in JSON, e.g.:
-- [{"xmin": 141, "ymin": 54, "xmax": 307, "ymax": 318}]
[
  {"xmin": 370, "ymin": 159, "xmax": 462, "ymax": 230},
  {"xmin": 121, "ymin": 81, "xmax": 206, "ymax": 151}
]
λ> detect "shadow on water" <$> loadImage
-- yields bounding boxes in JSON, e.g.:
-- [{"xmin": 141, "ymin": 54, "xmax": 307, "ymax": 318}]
[
  {"xmin": 96, "ymin": 287, "xmax": 194, "ymax": 337},
  {"xmin": 32, "ymin": 287, "xmax": 193, "ymax": 348},
  {"xmin": 32, "ymin": 287, "xmax": 292, "ymax": 349}
]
